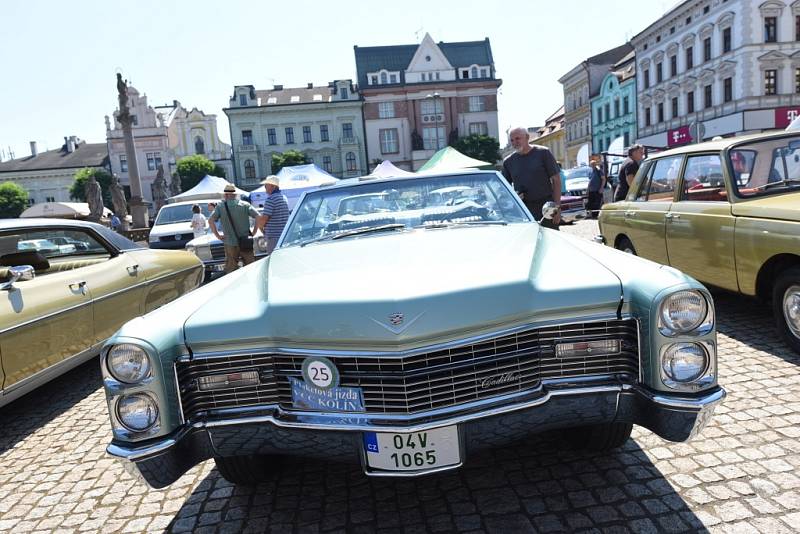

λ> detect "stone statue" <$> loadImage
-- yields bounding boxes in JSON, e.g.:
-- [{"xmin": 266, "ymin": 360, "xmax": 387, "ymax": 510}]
[
  {"xmin": 116, "ymin": 73, "xmax": 129, "ymax": 114},
  {"xmin": 152, "ymin": 166, "xmax": 168, "ymax": 213},
  {"xmin": 411, "ymin": 129, "xmax": 424, "ymax": 151},
  {"xmin": 169, "ymin": 169, "xmax": 182, "ymax": 197},
  {"xmin": 86, "ymin": 175, "xmax": 105, "ymax": 223},
  {"xmin": 448, "ymin": 128, "xmax": 459, "ymax": 146},
  {"xmin": 110, "ymin": 174, "xmax": 128, "ymax": 229}
]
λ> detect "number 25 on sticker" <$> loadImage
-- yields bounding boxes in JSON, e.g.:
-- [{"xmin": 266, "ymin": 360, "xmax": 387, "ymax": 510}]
[{"xmin": 301, "ymin": 357, "xmax": 338, "ymax": 389}]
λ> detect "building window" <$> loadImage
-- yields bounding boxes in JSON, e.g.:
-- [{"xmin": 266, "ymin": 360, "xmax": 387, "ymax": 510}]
[
  {"xmin": 342, "ymin": 123, "xmax": 353, "ymax": 140},
  {"xmin": 670, "ymin": 55, "xmax": 677, "ymax": 77},
  {"xmin": 686, "ymin": 46, "xmax": 694, "ymax": 70},
  {"xmin": 467, "ymin": 66, "xmax": 476, "ymax": 78},
  {"xmin": 146, "ymin": 152, "xmax": 161, "ymax": 171},
  {"xmin": 468, "ymin": 96, "xmax": 485, "ymax": 112},
  {"xmin": 303, "ymin": 126, "xmax": 312, "ymax": 143},
  {"xmin": 765, "ymin": 17, "xmax": 778, "ymax": 43},
  {"xmin": 378, "ymin": 102, "xmax": 395, "ymax": 118},
  {"xmin": 623, "ymin": 96, "xmax": 630, "ymax": 115},
  {"xmin": 119, "ymin": 155, "xmax": 127, "ymax": 172},
  {"xmin": 379, "ymin": 129, "xmax": 399, "ymax": 154},
  {"xmin": 422, "ymin": 127, "xmax": 445, "ymax": 150},
  {"xmin": 656, "ymin": 62, "xmax": 663, "ymax": 83},
  {"xmin": 643, "ymin": 69, "xmax": 650, "ymax": 89},
  {"xmin": 131, "ymin": 115, "xmax": 138, "ymax": 126},
  {"xmin": 285, "ymin": 127, "xmax": 294, "ymax": 144},
  {"xmin": 703, "ymin": 37, "xmax": 712, "ymax": 62},
  {"xmin": 370, "ymin": 75, "xmax": 378, "ymax": 85},
  {"xmin": 267, "ymin": 128, "xmax": 277, "ymax": 145},
  {"xmin": 481, "ymin": 68, "xmax": 488, "ymax": 78},
  {"xmin": 796, "ymin": 15, "xmax": 800, "ymax": 41},
  {"xmin": 605, "ymin": 103, "xmax": 611, "ymax": 120},
  {"xmin": 390, "ymin": 74, "xmax": 398, "ymax": 83},
  {"xmin": 421, "ymin": 98, "xmax": 444, "ymax": 115},
  {"xmin": 614, "ymin": 98, "xmax": 620, "ymax": 117},
  {"xmin": 322, "ymin": 155, "xmax": 332, "ymax": 173},
  {"xmin": 345, "ymin": 152, "xmax": 357, "ymax": 171},
  {"xmin": 722, "ymin": 27, "xmax": 732, "ymax": 53},
  {"xmin": 195, "ymin": 136, "xmax": 205, "ymax": 154},
  {"xmin": 597, "ymin": 108, "xmax": 603, "ymax": 123},
  {"xmin": 380, "ymin": 72, "xmax": 388, "ymax": 84},
  {"xmin": 339, "ymin": 87, "xmax": 349, "ymax": 99},
  {"xmin": 468, "ymin": 122, "xmax": 488, "ymax": 135},
  {"xmin": 724, "ymin": 77, "xmax": 733, "ymax": 102},
  {"xmin": 704, "ymin": 84, "xmax": 713, "ymax": 108},
  {"xmin": 320, "ymin": 125, "xmax": 329, "ymax": 142},
  {"xmin": 765, "ymin": 69, "xmax": 778, "ymax": 95},
  {"xmin": 624, "ymin": 131, "xmax": 630, "ymax": 147},
  {"xmin": 671, "ymin": 97, "xmax": 679, "ymax": 118},
  {"xmin": 239, "ymin": 94, "xmax": 247, "ymax": 106},
  {"xmin": 645, "ymin": 107, "xmax": 652, "ymax": 127},
  {"xmin": 796, "ymin": 68, "xmax": 800, "ymax": 93},
  {"xmin": 687, "ymin": 91, "xmax": 695, "ymax": 113},
  {"xmin": 657, "ymin": 103, "xmax": 664, "ymax": 123},
  {"xmin": 244, "ymin": 159, "xmax": 255, "ymax": 180},
  {"xmin": 242, "ymin": 130, "xmax": 253, "ymax": 146}
]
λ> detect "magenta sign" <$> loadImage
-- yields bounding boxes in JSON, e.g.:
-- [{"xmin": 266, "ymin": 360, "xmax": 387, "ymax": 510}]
[
  {"xmin": 667, "ymin": 126, "xmax": 693, "ymax": 147},
  {"xmin": 775, "ymin": 107, "xmax": 800, "ymax": 128}
]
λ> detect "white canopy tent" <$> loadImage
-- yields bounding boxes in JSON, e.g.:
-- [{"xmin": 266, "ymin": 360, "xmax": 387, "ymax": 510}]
[
  {"xmin": 248, "ymin": 164, "xmax": 337, "ymax": 211},
  {"xmin": 167, "ymin": 175, "xmax": 248, "ymax": 203},
  {"xmin": 20, "ymin": 202, "xmax": 113, "ymax": 220},
  {"xmin": 369, "ymin": 160, "xmax": 416, "ymax": 178}
]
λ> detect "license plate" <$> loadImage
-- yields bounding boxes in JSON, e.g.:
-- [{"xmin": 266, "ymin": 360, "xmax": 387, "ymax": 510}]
[{"xmin": 363, "ymin": 426, "xmax": 460, "ymax": 472}]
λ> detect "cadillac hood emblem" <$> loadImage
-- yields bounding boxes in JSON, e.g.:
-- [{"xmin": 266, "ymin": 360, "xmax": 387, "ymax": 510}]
[
  {"xmin": 370, "ymin": 311, "xmax": 425, "ymax": 335},
  {"xmin": 388, "ymin": 313, "xmax": 404, "ymax": 326}
]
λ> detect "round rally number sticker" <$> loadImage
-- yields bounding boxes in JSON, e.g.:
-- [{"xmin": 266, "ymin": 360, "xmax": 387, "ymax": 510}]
[{"xmin": 301, "ymin": 357, "xmax": 339, "ymax": 389}]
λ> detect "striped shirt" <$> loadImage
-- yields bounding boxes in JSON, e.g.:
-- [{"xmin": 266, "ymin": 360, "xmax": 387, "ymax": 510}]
[{"xmin": 262, "ymin": 190, "xmax": 290, "ymax": 238}]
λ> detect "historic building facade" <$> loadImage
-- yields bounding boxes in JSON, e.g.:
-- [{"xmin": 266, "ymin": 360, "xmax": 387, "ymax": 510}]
[
  {"xmin": 0, "ymin": 138, "xmax": 109, "ymax": 205},
  {"xmin": 355, "ymin": 34, "xmax": 502, "ymax": 171},
  {"xmin": 530, "ymin": 106, "xmax": 567, "ymax": 165},
  {"xmin": 559, "ymin": 44, "xmax": 634, "ymax": 167},
  {"xmin": 168, "ymin": 105, "xmax": 233, "ymax": 179},
  {"xmin": 224, "ymin": 81, "xmax": 365, "ymax": 187},
  {"xmin": 591, "ymin": 50, "xmax": 638, "ymax": 154},
  {"xmin": 634, "ymin": 0, "xmax": 800, "ymax": 148}
]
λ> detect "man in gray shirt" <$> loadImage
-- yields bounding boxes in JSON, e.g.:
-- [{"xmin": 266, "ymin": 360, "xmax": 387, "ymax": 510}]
[
  {"xmin": 209, "ymin": 184, "xmax": 261, "ymax": 273},
  {"xmin": 502, "ymin": 127, "xmax": 562, "ymax": 230}
]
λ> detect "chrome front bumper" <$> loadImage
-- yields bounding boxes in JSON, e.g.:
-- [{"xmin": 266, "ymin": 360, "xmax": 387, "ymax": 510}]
[{"xmin": 108, "ymin": 382, "xmax": 725, "ymax": 488}]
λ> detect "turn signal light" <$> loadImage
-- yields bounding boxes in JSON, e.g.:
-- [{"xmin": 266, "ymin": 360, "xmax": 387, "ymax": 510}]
[
  {"xmin": 197, "ymin": 371, "xmax": 260, "ymax": 391},
  {"xmin": 555, "ymin": 340, "xmax": 621, "ymax": 358}
]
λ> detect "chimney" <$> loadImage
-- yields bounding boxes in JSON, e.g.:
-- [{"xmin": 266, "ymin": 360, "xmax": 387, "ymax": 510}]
[
  {"xmin": 307, "ymin": 83, "xmax": 313, "ymax": 89},
  {"xmin": 66, "ymin": 136, "xmax": 76, "ymax": 153},
  {"xmin": 29, "ymin": 141, "xmax": 38, "ymax": 157},
  {"xmin": 273, "ymin": 84, "xmax": 283, "ymax": 90}
]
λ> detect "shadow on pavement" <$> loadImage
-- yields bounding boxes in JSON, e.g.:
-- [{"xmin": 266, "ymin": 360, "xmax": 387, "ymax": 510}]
[
  {"xmin": 165, "ymin": 431, "xmax": 708, "ymax": 533},
  {"xmin": 0, "ymin": 357, "xmax": 102, "ymax": 455}
]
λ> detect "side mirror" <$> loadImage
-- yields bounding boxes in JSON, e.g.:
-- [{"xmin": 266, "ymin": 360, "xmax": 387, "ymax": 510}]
[
  {"xmin": 0, "ymin": 265, "xmax": 35, "ymax": 291},
  {"xmin": 539, "ymin": 201, "xmax": 559, "ymax": 223}
]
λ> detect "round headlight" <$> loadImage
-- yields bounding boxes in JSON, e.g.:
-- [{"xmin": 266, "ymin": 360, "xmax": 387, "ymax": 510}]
[
  {"xmin": 662, "ymin": 343, "xmax": 708, "ymax": 383},
  {"xmin": 116, "ymin": 394, "xmax": 159, "ymax": 432},
  {"xmin": 256, "ymin": 237, "xmax": 267, "ymax": 251},
  {"xmin": 660, "ymin": 291, "xmax": 708, "ymax": 334},
  {"xmin": 107, "ymin": 344, "xmax": 151, "ymax": 383}
]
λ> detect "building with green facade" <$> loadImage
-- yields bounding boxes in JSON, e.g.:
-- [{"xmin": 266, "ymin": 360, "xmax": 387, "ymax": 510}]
[{"xmin": 591, "ymin": 51, "xmax": 637, "ymax": 155}]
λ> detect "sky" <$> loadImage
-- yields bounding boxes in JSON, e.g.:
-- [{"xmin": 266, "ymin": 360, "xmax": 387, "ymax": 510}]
[{"xmin": 0, "ymin": 0, "xmax": 676, "ymax": 161}]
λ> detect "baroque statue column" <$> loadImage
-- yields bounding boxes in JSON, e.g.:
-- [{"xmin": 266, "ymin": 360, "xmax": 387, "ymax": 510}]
[{"xmin": 115, "ymin": 73, "xmax": 148, "ymax": 228}]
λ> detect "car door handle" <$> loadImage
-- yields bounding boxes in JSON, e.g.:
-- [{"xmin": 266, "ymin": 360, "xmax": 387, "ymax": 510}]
[
  {"xmin": 69, "ymin": 280, "xmax": 87, "ymax": 291},
  {"xmin": 624, "ymin": 211, "xmax": 637, "ymax": 218},
  {"xmin": 127, "ymin": 264, "xmax": 139, "ymax": 275},
  {"xmin": 665, "ymin": 213, "xmax": 681, "ymax": 220}
]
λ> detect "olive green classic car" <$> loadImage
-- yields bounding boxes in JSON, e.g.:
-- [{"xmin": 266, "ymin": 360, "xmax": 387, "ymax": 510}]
[
  {"xmin": 102, "ymin": 170, "xmax": 724, "ymax": 488},
  {"xmin": 0, "ymin": 219, "xmax": 203, "ymax": 408},
  {"xmin": 596, "ymin": 131, "xmax": 800, "ymax": 353}
]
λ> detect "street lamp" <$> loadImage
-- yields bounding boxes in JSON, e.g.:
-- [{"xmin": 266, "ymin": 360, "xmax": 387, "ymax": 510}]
[{"xmin": 425, "ymin": 92, "xmax": 442, "ymax": 151}]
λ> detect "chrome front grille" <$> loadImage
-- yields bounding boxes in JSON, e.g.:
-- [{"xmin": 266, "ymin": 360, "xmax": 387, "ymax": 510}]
[
  {"xmin": 210, "ymin": 244, "xmax": 225, "ymax": 260},
  {"xmin": 176, "ymin": 319, "xmax": 639, "ymax": 421}
]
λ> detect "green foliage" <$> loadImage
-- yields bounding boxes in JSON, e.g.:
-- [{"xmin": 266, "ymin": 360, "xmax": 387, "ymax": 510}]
[
  {"xmin": 212, "ymin": 164, "xmax": 227, "ymax": 179},
  {"xmin": 69, "ymin": 168, "xmax": 113, "ymax": 208},
  {"xmin": 177, "ymin": 155, "xmax": 216, "ymax": 191},
  {"xmin": 0, "ymin": 182, "xmax": 30, "ymax": 218},
  {"xmin": 271, "ymin": 150, "xmax": 309, "ymax": 175},
  {"xmin": 452, "ymin": 134, "xmax": 501, "ymax": 165}
]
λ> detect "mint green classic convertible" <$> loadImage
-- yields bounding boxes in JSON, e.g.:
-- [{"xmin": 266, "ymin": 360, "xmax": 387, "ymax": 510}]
[{"xmin": 102, "ymin": 170, "xmax": 725, "ymax": 488}]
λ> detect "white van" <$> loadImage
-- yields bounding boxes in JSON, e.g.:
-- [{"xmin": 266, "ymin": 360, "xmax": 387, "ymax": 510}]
[{"xmin": 148, "ymin": 200, "xmax": 215, "ymax": 250}]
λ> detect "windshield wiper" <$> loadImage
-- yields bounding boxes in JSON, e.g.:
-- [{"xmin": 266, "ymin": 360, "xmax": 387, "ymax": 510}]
[
  {"xmin": 300, "ymin": 223, "xmax": 406, "ymax": 246},
  {"xmin": 422, "ymin": 220, "xmax": 508, "ymax": 229},
  {"xmin": 757, "ymin": 178, "xmax": 800, "ymax": 190}
]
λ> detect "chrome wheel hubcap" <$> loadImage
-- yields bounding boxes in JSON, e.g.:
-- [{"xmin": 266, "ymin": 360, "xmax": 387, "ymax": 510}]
[{"xmin": 784, "ymin": 284, "xmax": 800, "ymax": 339}]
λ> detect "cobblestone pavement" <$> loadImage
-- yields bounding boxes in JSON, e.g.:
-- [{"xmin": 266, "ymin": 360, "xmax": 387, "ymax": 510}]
[{"xmin": 1, "ymin": 219, "xmax": 799, "ymax": 533}]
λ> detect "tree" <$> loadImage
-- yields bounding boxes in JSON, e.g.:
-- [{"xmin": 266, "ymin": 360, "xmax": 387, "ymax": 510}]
[
  {"xmin": 212, "ymin": 164, "xmax": 227, "ymax": 179},
  {"xmin": 452, "ymin": 134, "xmax": 501, "ymax": 165},
  {"xmin": 177, "ymin": 155, "xmax": 215, "ymax": 191},
  {"xmin": 271, "ymin": 150, "xmax": 309, "ymax": 175},
  {"xmin": 69, "ymin": 168, "xmax": 114, "ymax": 209},
  {"xmin": 0, "ymin": 182, "xmax": 29, "ymax": 218}
]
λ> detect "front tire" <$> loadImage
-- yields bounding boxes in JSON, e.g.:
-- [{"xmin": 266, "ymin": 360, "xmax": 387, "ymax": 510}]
[
  {"xmin": 563, "ymin": 422, "xmax": 633, "ymax": 451},
  {"xmin": 615, "ymin": 237, "xmax": 637, "ymax": 256},
  {"xmin": 772, "ymin": 267, "xmax": 800, "ymax": 354},
  {"xmin": 213, "ymin": 454, "xmax": 273, "ymax": 485}
]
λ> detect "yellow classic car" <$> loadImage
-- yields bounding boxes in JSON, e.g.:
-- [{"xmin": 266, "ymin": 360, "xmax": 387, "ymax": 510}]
[
  {"xmin": 596, "ymin": 131, "xmax": 800, "ymax": 353},
  {"xmin": 0, "ymin": 219, "xmax": 203, "ymax": 408}
]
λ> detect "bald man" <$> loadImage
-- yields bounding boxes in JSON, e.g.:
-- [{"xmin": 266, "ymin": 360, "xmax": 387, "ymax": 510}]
[{"xmin": 502, "ymin": 127, "xmax": 561, "ymax": 230}]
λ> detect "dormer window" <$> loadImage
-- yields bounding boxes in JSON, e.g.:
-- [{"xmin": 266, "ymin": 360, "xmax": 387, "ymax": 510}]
[
  {"xmin": 290, "ymin": 95, "xmax": 300, "ymax": 103},
  {"xmin": 239, "ymin": 94, "xmax": 247, "ymax": 106},
  {"xmin": 267, "ymin": 97, "xmax": 277, "ymax": 104},
  {"xmin": 313, "ymin": 94, "xmax": 323, "ymax": 101},
  {"xmin": 380, "ymin": 72, "xmax": 388, "ymax": 84},
  {"xmin": 371, "ymin": 75, "xmax": 378, "ymax": 85},
  {"xmin": 471, "ymin": 66, "xmax": 478, "ymax": 78},
  {"xmin": 339, "ymin": 87, "xmax": 349, "ymax": 99}
]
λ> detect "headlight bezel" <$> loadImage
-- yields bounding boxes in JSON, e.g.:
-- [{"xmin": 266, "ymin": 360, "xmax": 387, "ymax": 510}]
[
  {"xmin": 106, "ymin": 344, "xmax": 153, "ymax": 384},
  {"xmin": 658, "ymin": 290, "xmax": 713, "ymax": 336},
  {"xmin": 115, "ymin": 393, "xmax": 160, "ymax": 433},
  {"xmin": 659, "ymin": 341, "xmax": 715, "ymax": 391}
]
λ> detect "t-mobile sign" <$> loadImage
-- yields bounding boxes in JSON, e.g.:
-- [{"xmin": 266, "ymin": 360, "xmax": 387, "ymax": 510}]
[
  {"xmin": 775, "ymin": 107, "xmax": 800, "ymax": 128},
  {"xmin": 668, "ymin": 126, "xmax": 693, "ymax": 147}
]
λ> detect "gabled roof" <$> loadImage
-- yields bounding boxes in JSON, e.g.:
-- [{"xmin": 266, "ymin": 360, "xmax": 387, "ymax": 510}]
[
  {"xmin": 354, "ymin": 38, "xmax": 494, "ymax": 88},
  {"xmin": 0, "ymin": 142, "xmax": 108, "ymax": 173},
  {"xmin": 587, "ymin": 43, "xmax": 634, "ymax": 66}
]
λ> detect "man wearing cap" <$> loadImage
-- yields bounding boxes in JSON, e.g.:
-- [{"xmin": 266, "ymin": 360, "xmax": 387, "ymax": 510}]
[
  {"xmin": 253, "ymin": 175, "xmax": 289, "ymax": 255},
  {"xmin": 208, "ymin": 183, "xmax": 260, "ymax": 273}
]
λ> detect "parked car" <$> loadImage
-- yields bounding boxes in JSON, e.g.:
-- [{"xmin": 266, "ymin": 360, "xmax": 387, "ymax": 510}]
[
  {"xmin": 0, "ymin": 219, "xmax": 203, "ymax": 409},
  {"xmin": 103, "ymin": 169, "xmax": 724, "ymax": 488},
  {"xmin": 186, "ymin": 230, "xmax": 271, "ymax": 282},
  {"xmin": 148, "ymin": 200, "xmax": 215, "ymax": 250},
  {"xmin": 563, "ymin": 166, "xmax": 592, "ymax": 196},
  {"xmin": 595, "ymin": 131, "xmax": 800, "ymax": 353}
]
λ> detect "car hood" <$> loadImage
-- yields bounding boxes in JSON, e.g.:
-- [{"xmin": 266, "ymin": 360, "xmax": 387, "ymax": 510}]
[
  {"xmin": 731, "ymin": 191, "xmax": 800, "ymax": 222},
  {"xmin": 181, "ymin": 224, "xmax": 624, "ymax": 350},
  {"xmin": 150, "ymin": 221, "xmax": 192, "ymax": 236}
]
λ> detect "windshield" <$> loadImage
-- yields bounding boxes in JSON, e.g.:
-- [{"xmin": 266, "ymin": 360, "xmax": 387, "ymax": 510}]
[
  {"xmin": 155, "ymin": 204, "xmax": 212, "ymax": 225},
  {"xmin": 282, "ymin": 172, "xmax": 529, "ymax": 247},
  {"xmin": 564, "ymin": 167, "xmax": 592, "ymax": 180},
  {"xmin": 729, "ymin": 135, "xmax": 800, "ymax": 198}
]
